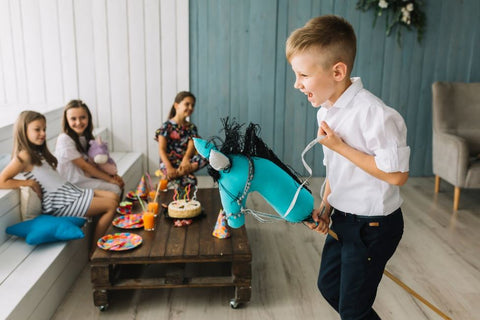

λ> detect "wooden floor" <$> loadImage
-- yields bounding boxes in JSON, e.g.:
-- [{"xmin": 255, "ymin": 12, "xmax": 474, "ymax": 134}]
[{"xmin": 52, "ymin": 177, "xmax": 480, "ymax": 320}]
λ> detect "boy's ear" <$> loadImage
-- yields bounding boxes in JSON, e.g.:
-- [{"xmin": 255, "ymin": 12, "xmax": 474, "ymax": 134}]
[{"xmin": 332, "ymin": 62, "xmax": 348, "ymax": 82}]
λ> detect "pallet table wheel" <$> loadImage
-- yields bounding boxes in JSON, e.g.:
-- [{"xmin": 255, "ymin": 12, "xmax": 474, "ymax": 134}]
[
  {"xmin": 98, "ymin": 304, "xmax": 109, "ymax": 312},
  {"xmin": 230, "ymin": 299, "xmax": 241, "ymax": 309}
]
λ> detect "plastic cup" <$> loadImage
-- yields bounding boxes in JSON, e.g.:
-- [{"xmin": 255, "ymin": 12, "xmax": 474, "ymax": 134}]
[
  {"xmin": 148, "ymin": 202, "xmax": 159, "ymax": 217},
  {"xmin": 143, "ymin": 211, "xmax": 155, "ymax": 231},
  {"xmin": 160, "ymin": 179, "xmax": 168, "ymax": 191}
]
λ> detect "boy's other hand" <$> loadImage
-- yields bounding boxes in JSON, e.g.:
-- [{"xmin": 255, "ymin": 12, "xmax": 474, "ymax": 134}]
[{"xmin": 318, "ymin": 121, "xmax": 344, "ymax": 151}]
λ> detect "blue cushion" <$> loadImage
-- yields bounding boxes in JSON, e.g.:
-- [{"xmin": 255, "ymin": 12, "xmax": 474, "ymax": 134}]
[{"xmin": 6, "ymin": 215, "xmax": 86, "ymax": 245}]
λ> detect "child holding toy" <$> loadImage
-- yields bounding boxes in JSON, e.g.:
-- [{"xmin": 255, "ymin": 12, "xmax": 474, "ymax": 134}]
[
  {"xmin": 287, "ymin": 15, "xmax": 410, "ymax": 319},
  {"xmin": 0, "ymin": 111, "xmax": 117, "ymax": 253},
  {"xmin": 155, "ymin": 91, "xmax": 207, "ymax": 186},
  {"xmin": 55, "ymin": 100, "xmax": 124, "ymax": 196}
]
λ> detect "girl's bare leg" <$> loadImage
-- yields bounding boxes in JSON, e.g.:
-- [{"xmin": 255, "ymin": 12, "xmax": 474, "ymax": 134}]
[
  {"xmin": 85, "ymin": 196, "xmax": 117, "ymax": 255},
  {"xmin": 94, "ymin": 189, "xmax": 120, "ymax": 202}
]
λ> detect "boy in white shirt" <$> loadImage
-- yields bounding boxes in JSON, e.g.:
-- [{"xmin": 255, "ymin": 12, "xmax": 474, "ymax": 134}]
[{"xmin": 286, "ymin": 15, "xmax": 410, "ymax": 319}]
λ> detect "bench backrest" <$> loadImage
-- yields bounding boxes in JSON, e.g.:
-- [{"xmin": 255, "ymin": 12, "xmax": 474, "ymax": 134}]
[{"xmin": 0, "ymin": 108, "xmax": 64, "ymax": 159}]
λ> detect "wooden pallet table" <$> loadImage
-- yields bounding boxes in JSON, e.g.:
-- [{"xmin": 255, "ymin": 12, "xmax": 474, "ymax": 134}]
[{"xmin": 90, "ymin": 188, "xmax": 252, "ymax": 310}]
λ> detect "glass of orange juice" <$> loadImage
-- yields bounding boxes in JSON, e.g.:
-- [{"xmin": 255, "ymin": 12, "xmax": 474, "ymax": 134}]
[
  {"xmin": 143, "ymin": 211, "xmax": 155, "ymax": 231},
  {"xmin": 148, "ymin": 202, "xmax": 159, "ymax": 217},
  {"xmin": 160, "ymin": 178, "xmax": 168, "ymax": 191},
  {"xmin": 148, "ymin": 190, "xmax": 156, "ymax": 202}
]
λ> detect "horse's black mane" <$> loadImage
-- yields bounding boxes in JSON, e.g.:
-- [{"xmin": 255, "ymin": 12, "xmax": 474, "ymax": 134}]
[{"xmin": 207, "ymin": 118, "xmax": 309, "ymax": 192}]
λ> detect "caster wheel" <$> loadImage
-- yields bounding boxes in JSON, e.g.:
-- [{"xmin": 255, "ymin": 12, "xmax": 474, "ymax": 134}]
[
  {"xmin": 98, "ymin": 304, "xmax": 109, "ymax": 311},
  {"xmin": 230, "ymin": 299, "xmax": 240, "ymax": 309}
]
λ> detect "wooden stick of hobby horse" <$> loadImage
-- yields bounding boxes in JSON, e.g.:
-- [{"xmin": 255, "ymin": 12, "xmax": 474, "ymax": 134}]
[{"xmin": 327, "ymin": 229, "xmax": 452, "ymax": 320}]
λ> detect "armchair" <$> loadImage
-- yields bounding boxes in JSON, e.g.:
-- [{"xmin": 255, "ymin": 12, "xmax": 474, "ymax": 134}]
[{"xmin": 432, "ymin": 82, "xmax": 480, "ymax": 210}]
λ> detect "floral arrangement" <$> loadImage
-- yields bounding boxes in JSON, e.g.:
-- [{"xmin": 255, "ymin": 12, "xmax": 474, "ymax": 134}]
[{"xmin": 356, "ymin": 0, "xmax": 426, "ymax": 45}]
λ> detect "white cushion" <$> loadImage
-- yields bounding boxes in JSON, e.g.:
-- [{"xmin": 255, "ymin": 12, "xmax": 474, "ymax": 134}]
[{"xmin": 20, "ymin": 186, "xmax": 42, "ymax": 221}]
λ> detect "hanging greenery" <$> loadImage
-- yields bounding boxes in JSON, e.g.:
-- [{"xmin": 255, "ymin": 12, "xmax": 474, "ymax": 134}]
[{"xmin": 356, "ymin": 0, "xmax": 426, "ymax": 45}]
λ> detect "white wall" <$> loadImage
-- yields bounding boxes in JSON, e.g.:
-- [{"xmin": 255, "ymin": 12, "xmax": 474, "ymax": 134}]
[{"xmin": 0, "ymin": 0, "xmax": 189, "ymax": 173}]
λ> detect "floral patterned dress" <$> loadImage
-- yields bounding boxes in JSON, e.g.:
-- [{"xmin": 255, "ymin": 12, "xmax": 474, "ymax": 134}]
[{"xmin": 154, "ymin": 120, "xmax": 208, "ymax": 186}]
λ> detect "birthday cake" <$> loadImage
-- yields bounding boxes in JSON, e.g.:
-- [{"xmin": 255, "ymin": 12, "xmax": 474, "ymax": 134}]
[{"xmin": 168, "ymin": 199, "xmax": 202, "ymax": 218}]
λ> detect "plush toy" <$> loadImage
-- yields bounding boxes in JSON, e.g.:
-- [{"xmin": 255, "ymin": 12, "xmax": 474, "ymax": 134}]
[
  {"xmin": 88, "ymin": 137, "xmax": 117, "ymax": 176},
  {"xmin": 193, "ymin": 118, "xmax": 313, "ymax": 229}
]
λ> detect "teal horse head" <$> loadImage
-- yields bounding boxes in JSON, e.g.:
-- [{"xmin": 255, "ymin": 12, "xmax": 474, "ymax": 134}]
[{"xmin": 193, "ymin": 131, "xmax": 313, "ymax": 229}]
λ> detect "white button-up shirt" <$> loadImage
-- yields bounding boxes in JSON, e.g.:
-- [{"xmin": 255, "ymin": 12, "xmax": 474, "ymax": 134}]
[{"xmin": 317, "ymin": 77, "xmax": 410, "ymax": 216}]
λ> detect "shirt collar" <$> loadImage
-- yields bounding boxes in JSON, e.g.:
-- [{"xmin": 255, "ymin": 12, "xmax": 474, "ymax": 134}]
[{"xmin": 322, "ymin": 77, "xmax": 363, "ymax": 110}]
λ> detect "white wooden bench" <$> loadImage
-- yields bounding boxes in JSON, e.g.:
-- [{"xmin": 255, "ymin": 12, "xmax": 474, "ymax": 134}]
[{"xmin": 0, "ymin": 109, "xmax": 144, "ymax": 320}]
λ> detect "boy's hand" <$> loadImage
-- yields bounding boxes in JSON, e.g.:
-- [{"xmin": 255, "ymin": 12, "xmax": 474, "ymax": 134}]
[
  {"xmin": 318, "ymin": 121, "xmax": 344, "ymax": 151},
  {"xmin": 305, "ymin": 206, "xmax": 331, "ymax": 234}
]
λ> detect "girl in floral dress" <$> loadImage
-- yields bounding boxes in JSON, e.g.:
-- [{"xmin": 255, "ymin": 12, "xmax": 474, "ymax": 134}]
[{"xmin": 154, "ymin": 91, "xmax": 207, "ymax": 187}]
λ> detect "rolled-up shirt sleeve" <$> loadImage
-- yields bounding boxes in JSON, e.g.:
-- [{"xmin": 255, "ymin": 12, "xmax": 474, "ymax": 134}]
[
  {"xmin": 366, "ymin": 108, "xmax": 410, "ymax": 173},
  {"xmin": 374, "ymin": 145, "xmax": 410, "ymax": 173}
]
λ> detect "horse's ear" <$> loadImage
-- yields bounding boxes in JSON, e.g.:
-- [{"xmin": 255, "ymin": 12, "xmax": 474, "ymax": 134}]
[
  {"xmin": 193, "ymin": 137, "xmax": 217, "ymax": 159},
  {"xmin": 209, "ymin": 149, "xmax": 230, "ymax": 171}
]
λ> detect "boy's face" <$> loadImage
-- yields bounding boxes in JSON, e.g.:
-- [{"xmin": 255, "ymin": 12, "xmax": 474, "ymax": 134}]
[
  {"xmin": 27, "ymin": 119, "xmax": 47, "ymax": 146},
  {"xmin": 290, "ymin": 49, "xmax": 338, "ymax": 108}
]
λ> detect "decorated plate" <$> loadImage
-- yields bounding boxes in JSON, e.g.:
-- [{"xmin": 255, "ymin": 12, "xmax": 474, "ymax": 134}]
[
  {"xmin": 97, "ymin": 233, "xmax": 142, "ymax": 251},
  {"xmin": 116, "ymin": 207, "xmax": 132, "ymax": 215},
  {"xmin": 125, "ymin": 191, "xmax": 138, "ymax": 201},
  {"xmin": 112, "ymin": 213, "xmax": 144, "ymax": 229},
  {"xmin": 125, "ymin": 191, "xmax": 147, "ymax": 201}
]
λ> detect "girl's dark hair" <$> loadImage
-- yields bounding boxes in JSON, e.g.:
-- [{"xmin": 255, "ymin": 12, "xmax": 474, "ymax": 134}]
[
  {"xmin": 168, "ymin": 91, "xmax": 196, "ymax": 119},
  {"xmin": 62, "ymin": 100, "xmax": 95, "ymax": 153},
  {"xmin": 13, "ymin": 111, "xmax": 58, "ymax": 168}
]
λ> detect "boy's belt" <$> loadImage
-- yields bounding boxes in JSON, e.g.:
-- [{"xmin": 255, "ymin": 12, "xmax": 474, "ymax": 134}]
[{"xmin": 332, "ymin": 207, "xmax": 401, "ymax": 221}]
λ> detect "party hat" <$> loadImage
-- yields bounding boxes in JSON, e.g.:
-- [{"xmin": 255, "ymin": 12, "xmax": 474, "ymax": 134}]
[
  {"xmin": 212, "ymin": 209, "xmax": 230, "ymax": 239},
  {"xmin": 136, "ymin": 175, "xmax": 148, "ymax": 197}
]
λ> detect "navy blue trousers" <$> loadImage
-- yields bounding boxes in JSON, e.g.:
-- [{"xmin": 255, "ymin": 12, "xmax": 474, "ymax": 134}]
[{"xmin": 318, "ymin": 208, "xmax": 403, "ymax": 320}]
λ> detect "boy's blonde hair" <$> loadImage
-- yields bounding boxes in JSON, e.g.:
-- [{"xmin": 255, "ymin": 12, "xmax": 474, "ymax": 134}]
[
  {"xmin": 286, "ymin": 15, "xmax": 356, "ymax": 75},
  {"xmin": 13, "ymin": 110, "xmax": 57, "ymax": 168}
]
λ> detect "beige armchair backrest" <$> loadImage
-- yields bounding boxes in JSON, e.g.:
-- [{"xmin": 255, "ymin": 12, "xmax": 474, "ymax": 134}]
[{"xmin": 432, "ymin": 82, "xmax": 480, "ymax": 155}]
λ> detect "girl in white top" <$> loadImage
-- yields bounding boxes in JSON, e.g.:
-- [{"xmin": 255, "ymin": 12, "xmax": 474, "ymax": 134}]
[
  {"xmin": 55, "ymin": 100, "xmax": 124, "ymax": 196},
  {"xmin": 0, "ymin": 111, "xmax": 117, "ymax": 255}
]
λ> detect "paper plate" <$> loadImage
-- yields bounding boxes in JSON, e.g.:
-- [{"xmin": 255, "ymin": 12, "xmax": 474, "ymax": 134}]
[
  {"xmin": 125, "ymin": 191, "xmax": 147, "ymax": 201},
  {"xmin": 112, "ymin": 213, "xmax": 144, "ymax": 229},
  {"xmin": 116, "ymin": 207, "xmax": 131, "ymax": 215},
  {"xmin": 97, "ymin": 233, "xmax": 142, "ymax": 251}
]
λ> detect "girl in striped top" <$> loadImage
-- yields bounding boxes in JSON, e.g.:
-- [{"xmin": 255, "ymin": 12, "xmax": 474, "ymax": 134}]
[{"xmin": 0, "ymin": 111, "xmax": 118, "ymax": 254}]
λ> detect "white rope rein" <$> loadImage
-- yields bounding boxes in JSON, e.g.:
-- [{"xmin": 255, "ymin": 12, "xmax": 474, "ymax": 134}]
[
  {"xmin": 237, "ymin": 136, "xmax": 322, "ymax": 223},
  {"xmin": 241, "ymin": 208, "xmax": 285, "ymax": 223},
  {"xmin": 282, "ymin": 136, "xmax": 324, "ymax": 218}
]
